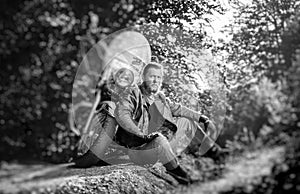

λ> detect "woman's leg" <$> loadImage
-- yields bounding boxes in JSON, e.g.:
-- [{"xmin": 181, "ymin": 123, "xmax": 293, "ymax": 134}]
[
  {"xmin": 72, "ymin": 114, "xmax": 117, "ymax": 168},
  {"xmin": 90, "ymin": 115, "xmax": 117, "ymax": 157}
]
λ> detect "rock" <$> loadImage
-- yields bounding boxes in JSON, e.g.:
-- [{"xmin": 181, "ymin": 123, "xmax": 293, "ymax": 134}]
[{"xmin": 0, "ymin": 163, "xmax": 176, "ymax": 194}]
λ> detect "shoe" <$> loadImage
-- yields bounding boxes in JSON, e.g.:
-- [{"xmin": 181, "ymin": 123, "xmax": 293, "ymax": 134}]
[
  {"xmin": 70, "ymin": 150, "xmax": 100, "ymax": 168},
  {"xmin": 95, "ymin": 159, "xmax": 109, "ymax": 167},
  {"xmin": 166, "ymin": 165, "xmax": 196, "ymax": 185}
]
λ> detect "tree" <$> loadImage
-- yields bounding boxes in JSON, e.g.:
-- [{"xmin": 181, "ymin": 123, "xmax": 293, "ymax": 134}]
[{"xmin": 216, "ymin": 0, "xmax": 300, "ymax": 146}]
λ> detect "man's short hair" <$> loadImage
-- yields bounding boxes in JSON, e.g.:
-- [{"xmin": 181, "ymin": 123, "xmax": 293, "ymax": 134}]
[{"xmin": 142, "ymin": 62, "xmax": 163, "ymax": 77}]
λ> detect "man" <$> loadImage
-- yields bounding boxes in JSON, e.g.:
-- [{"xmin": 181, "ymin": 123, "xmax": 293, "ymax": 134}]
[
  {"xmin": 114, "ymin": 62, "xmax": 214, "ymax": 184},
  {"xmin": 140, "ymin": 63, "xmax": 213, "ymax": 154}
]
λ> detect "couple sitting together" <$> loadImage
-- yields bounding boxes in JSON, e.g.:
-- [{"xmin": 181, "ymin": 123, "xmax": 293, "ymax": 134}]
[{"xmin": 72, "ymin": 61, "xmax": 213, "ymax": 184}]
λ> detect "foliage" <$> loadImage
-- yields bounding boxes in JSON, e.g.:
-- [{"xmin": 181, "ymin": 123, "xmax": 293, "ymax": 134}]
[
  {"xmin": 0, "ymin": 0, "xmax": 225, "ymax": 162},
  {"xmin": 226, "ymin": 0, "xmax": 300, "ymax": 82},
  {"xmin": 219, "ymin": 0, "xmax": 300, "ymax": 149}
]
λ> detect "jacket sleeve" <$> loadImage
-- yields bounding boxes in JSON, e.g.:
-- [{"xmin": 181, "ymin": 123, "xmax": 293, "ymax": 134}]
[
  {"xmin": 115, "ymin": 89, "xmax": 145, "ymax": 137},
  {"xmin": 166, "ymin": 97, "xmax": 202, "ymax": 122}
]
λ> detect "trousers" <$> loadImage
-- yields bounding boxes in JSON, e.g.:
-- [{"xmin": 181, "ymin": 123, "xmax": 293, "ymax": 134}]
[
  {"xmin": 88, "ymin": 105, "xmax": 205, "ymax": 166},
  {"xmin": 127, "ymin": 133, "xmax": 177, "ymax": 167},
  {"xmin": 169, "ymin": 117, "xmax": 198, "ymax": 155},
  {"xmin": 89, "ymin": 112, "xmax": 177, "ymax": 167}
]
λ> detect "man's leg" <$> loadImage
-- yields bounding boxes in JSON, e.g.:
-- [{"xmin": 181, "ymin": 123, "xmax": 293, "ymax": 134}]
[
  {"xmin": 128, "ymin": 133, "xmax": 193, "ymax": 184},
  {"xmin": 169, "ymin": 117, "xmax": 198, "ymax": 155},
  {"xmin": 128, "ymin": 133, "xmax": 177, "ymax": 167},
  {"xmin": 170, "ymin": 117, "xmax": 218, "ymax": 156}
]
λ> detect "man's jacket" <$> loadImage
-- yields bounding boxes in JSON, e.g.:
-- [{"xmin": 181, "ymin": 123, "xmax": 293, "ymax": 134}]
[{"xmin": 114, "ymin": 84, "xmax": 202, "ymax": 148}]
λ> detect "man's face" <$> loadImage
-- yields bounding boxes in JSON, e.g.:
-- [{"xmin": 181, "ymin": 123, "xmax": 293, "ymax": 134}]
[{"xmin": 143, "ymin": 67, "xmax": 163, "ymax": 94}]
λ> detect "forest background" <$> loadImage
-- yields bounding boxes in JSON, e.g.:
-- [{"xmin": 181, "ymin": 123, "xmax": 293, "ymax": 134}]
[{"xmin": 0, "ymin": 0, "xmax": 299, "ymax": 193}]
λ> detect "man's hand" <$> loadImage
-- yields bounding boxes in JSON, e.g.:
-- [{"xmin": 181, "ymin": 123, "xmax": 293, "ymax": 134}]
[
  {"xmin": 199, "ymin": 115, "xmax": 209, "ymax": 124},
  {"xmin": 199, "ymin": 115, "xmax": 210, "ymax": 131},
  {"xmin": 134, "ymin": 132, "xmax": 159, "ymax": 143},
  {"xmin": 202, "ymin": 120, "xmax": 218, "ymax": 140},
  {"xmin": 143, "ymin": 132, "xmax": 159, "ymax": 143}
]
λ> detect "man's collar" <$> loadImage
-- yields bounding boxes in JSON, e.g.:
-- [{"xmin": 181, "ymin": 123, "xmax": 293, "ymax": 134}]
[{"xmin": 139, "ymin": 82, "xmax": 150, "ymax": 96}]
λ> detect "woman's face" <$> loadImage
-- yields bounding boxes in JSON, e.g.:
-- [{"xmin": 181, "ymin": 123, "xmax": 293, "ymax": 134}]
[{"xmin": 115, "ymin": 68, "xmax": 134, "ymax": 88}]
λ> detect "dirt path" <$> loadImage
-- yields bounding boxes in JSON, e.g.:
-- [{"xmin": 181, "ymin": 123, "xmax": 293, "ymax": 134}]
[{"xmin": 176, "ymin": 146, "xmax": 285, "ymax": 194}]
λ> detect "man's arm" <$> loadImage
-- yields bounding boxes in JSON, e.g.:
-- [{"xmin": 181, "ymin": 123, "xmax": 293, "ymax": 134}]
[
  {"xmin": 160, "ymin": 94, "xmax": 203, "ymax": 122},
  {"xmin": 157, "ymin": 92, "xmax": 210, "ymax": 124}
]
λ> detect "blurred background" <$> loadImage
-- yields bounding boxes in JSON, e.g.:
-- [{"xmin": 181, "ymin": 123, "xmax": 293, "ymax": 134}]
[{"xmin": 0, "ymin": 0, "xmax": 300, "ymax": 192}]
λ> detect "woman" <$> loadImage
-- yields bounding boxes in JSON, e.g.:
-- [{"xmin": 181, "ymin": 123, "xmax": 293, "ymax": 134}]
[{"xmin": 72, "ymin": 67, "xmax": 135, "ymax": 168}]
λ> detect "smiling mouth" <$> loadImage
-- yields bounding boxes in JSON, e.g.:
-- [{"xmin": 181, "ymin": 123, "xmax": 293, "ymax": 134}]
[{"xmin": 119, "ymin": 78, "xmax": 130, "ymax": 83}]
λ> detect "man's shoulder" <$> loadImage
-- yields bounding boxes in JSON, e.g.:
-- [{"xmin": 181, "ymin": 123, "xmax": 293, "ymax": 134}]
[{"xmin": 156, "ymin": 91, "xmax": 166, "ymax": 101}]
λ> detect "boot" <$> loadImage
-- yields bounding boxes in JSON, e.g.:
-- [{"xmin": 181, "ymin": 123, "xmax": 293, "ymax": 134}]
[
  {"xmin": 70, "ymin": 150, "xmax": 104, "ymax": 168},
  {"xmin": 166, "ymin": 165, "xmax": 197, "ymax": 185}
]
